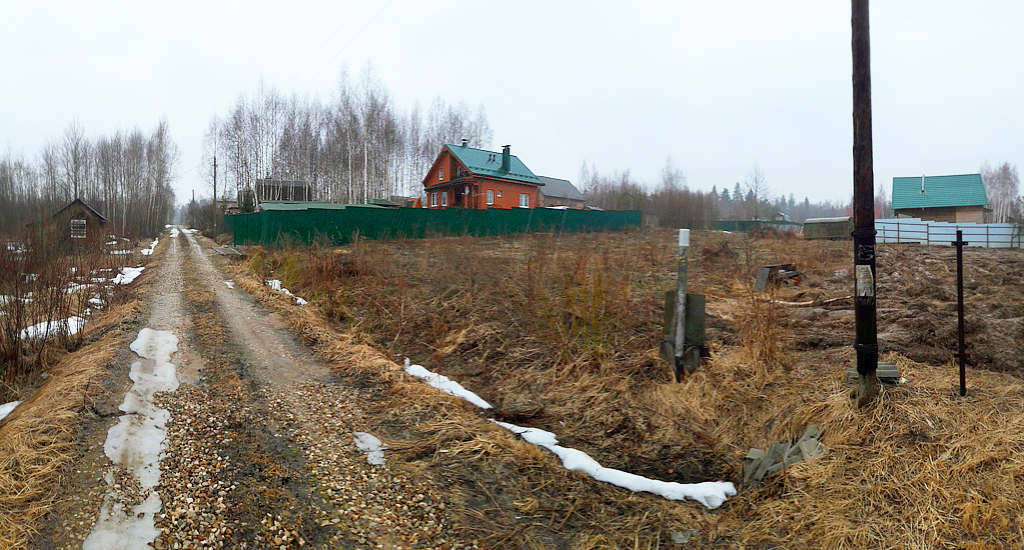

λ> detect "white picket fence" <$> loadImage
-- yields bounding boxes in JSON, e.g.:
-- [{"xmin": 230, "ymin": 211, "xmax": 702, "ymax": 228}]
[{"xmin": 876, "ymin": 218, "xmax": 1023, "ymax": 248}]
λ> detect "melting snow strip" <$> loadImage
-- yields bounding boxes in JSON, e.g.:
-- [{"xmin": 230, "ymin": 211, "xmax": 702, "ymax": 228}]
[
  {"xmin": 0, "ymin": 401, "xmax": 20, "ymax": 422},
  {"xmin": 84, "ymin": 328, "xmax": 179, "ymax": 549},
  {"xmin": 265, "ymin": 279, "xmax": 308, "ymax": 306},
  {"xmin": 20, "ymin": 316, "xmax": 85, "ymax": 340},
  {"xmin": 224, "ymin": 281, "xmax": 235, "ymax": 289},
  {"xmin": 402, "ymin": 358, "xmax": 735, "ymax": 509},
  {"xmin": 403, "ymin": 359, "xmax": 492, "ymax": 409}
]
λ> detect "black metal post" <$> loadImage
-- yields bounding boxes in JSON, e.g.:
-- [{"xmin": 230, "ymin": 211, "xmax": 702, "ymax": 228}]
[
  {"xmin": 852, "ymin": 0, "xmax": 879, "ymax": 406},
  {"xmin": 954, "ymin": 230, "xmax": 968, "ymax": 396}
]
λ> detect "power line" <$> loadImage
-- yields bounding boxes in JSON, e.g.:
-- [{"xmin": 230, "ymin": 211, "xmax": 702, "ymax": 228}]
[
  {"xmin": 301, "ymin": 0, "xmax": 399, "ymax": 93},
  {"xmin": 172, "ymin": 163, "xmax": 201, "ymax": 180}
]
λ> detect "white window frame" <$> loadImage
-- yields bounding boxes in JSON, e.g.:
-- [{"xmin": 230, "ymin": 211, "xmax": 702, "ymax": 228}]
[
  {"xmin": 438, "ymin": 168, "xmax": 443, "ymax": 181},
  {"xmin": 71, "ymin": 218, "xmax": 86, "ymax": 239},
  {"xmin": 441, "ymin": 191, "xmax": 448, "ymax": 207},
  {"xmin": 519, "ymin": 193, "xmax": 529, "ymax": 208},
  {"xmin": 486, "ymin": 190, "xmax": 494, "ymax": 205},
  {"xmin": 497, "ymin": 191, "xmax": 502, "ymax": 198},
  {"xmin": 430, "ymin": 192, "xmax": 438, "ymax": 207}
]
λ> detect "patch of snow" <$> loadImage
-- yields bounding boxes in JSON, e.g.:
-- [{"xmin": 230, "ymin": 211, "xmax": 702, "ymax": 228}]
[
  {"xmin": 25, "ymin": 273, "xmax": 39, "ymax": 282},
  {"xmin": 20, "ymin": 316, "xmax": 85, "ymax": 340},
  {"xmin": 168, "ymin": 227, "xmax": 180, "ymax": 238},
  {"xmin": 265, "ymin": 279, "xmax": 308, "ymax": 306},
  {"xmin": 66, "ymin": 282, "xmax": 92, "ymax": 294},
  {"xmin": 90, "ymin": 297, "xmax": 105, "ymax": 308},
  {"xmin": 86, "ymin": 328, "xmax": 178, "ymax": 549},
  {"xmin": 110, "ymin": 250, "xmax": 133, "ymax": 256},
  {"xmin": 353, "ymin": 432, "xmax": 387, "ymax": 465},
  {"xmin": 141, "ymin": 238, "xmax": 158, "ymax": 256},
  {"xmin": 184, "ymin": 228, "xmax": 198, "ymax": 234},
  {"xmin": 224, "ymin": 281, "xmax": 235, "ymax": 289},
  {"xmin": 493, "ymin": 421, "xmax": 736, "ymax": 509},
  {"xmin": 403, "ymin": 359, "xmax": 492, "ymax": 409},
  {"xmin": 0, "ymin": 401, "xmax": 20, "ymax": 422},
  {"xmin": 113, "ymin": 267, "xmax": 144, "ymax": 285}
]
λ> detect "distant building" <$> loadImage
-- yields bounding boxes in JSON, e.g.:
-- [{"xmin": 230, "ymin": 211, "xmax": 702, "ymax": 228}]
[
  {"xmin": 892, "ymin": 174, "xmax": 991, "ymax": 223},
  {"xmin": 422, "ymin": 141, "xmax": 544, "ymax": 209},
  {"xmin": 26, "ymin": 198, "xmax": 108, "ymax": 249},
  {"xmin": 256, "ymin": 178, "xmax": 311, "ymax": 202},
  {"xmin": 537, "ymin": 176, "xmax": 585, "ymax": 209}
]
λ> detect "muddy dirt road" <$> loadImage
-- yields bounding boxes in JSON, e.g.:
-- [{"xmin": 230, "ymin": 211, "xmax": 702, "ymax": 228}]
[{"xmin": 38, "ymin": 229, "xmax": 476, "ymax": 550}]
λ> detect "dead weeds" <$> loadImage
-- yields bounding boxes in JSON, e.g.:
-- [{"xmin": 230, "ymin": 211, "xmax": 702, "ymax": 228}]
[{"xmin": 231, "ymin": 228, "xmax": 1024, "ymax": 548}]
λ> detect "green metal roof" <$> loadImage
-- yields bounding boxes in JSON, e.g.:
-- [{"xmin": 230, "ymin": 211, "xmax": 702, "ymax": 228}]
[
  {"xmin": 891, "ymin": 174, "xmax": 988, "ymax": 210},
  {"xmin": 441, "ymin": 144, "xmax": 543, "ymax": 186}
]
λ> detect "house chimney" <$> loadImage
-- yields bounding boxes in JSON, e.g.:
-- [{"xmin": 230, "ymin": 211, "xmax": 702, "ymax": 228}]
[
  {"xmin": 460, "ymin": 138, "xmax": 468, "ymax": 147},
  {"xmin": 921, "ymin": 174, "xmax": 926, "ymax": 193},
  {"xmin": 501, "ymin": 145, "xmax": 511, "ymax": 172}
]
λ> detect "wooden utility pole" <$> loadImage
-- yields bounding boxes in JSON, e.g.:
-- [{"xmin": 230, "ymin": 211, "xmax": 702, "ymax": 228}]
[
  {"xmin": 852, "ymin": 0, "xmax": 879, "ymax": 406},
  {"xmin": 213, "ymin": 155, "xmax": 218, "ymax": 230}
]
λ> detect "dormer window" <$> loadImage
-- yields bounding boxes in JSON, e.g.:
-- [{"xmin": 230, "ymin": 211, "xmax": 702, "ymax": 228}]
[{"xmin": 438, "ymin": 169, "xmax": 443, "ymax": 181}]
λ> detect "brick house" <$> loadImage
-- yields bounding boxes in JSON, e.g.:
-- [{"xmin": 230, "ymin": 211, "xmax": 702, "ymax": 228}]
[
  {"xmin": 892, "ymin": 174, "xmax": 991, "ymax": 223},
  {"xmin": 422, "ymin": 141, "xmax": 543, "ymax": 209}
]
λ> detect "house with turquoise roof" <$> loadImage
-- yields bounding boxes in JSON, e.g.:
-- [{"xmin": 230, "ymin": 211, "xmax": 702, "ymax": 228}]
[
  {"xmin": 422, "ymin": 141, "xmax": 544, "ymax": 210},
  {"xmin": 891, "ymin": 174, "xmax": 991, "ymax": 223}
]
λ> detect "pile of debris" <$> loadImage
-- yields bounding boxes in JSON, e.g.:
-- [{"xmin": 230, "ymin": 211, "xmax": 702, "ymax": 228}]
[{"xmin": 743, "ymin": 425, "xmax": 827, "ymax": 485}]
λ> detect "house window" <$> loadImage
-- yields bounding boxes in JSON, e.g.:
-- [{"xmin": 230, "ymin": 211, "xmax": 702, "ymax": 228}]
[
  {"xmin": 71, "ymin": 217, "xmax": 86, "ymax": 239},
  {"xmin": 431, "ymin": 192, "xmax": 438, "ymax": 207},
  {"xmin": 441, "ymin": 192, "xmax": 448, "ymax": 207},
  {"xmin": 486, "ymin": 190, "xmax": 494, "ymax": 205},
  {"xmin": 519, "ymin": 193, "xmax": 530, "ymax": 208},
  {"xmin": 497, "ymin": 191, "xmax": 502, "ymax": 198},
  {"xmin": 438, "ymin": 169, "xmax": 443, "ymax": 181}
]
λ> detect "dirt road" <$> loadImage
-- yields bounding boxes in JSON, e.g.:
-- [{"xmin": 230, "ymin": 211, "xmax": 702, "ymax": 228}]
[{"xmin": 38, "ymin": 229, "xmax": 474, "ymax": 549}]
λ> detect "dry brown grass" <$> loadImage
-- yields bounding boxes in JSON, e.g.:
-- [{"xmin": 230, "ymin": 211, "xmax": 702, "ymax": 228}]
[
  {"xmin": 228, "ymin": 229, "xmax": 1024, "ymax": 548},
  {"xmin": 0, "ymin": 246, "xmax": 152, "ymax": 548}
]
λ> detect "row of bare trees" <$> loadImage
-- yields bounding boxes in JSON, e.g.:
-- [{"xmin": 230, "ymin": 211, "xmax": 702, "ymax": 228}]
[
  {"xmin": 0, "ymin": 120, "xmax": 179, "ymax": 238},
  {"xmin": 201, "ymin": 67, "xmax": 492, "ymax": 212},
  {"xmin": 580, "ymin": 160, "xmax": 849, "ymax": 228}
]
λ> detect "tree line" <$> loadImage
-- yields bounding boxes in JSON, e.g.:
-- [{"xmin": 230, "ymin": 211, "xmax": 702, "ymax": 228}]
[
  {"xmin": 579, "ymin": 160, "xmax": 849, "ymax": 229},
  {"xmin": 201, "ymin": 67, "xmax": 492, "ymax": 216},
  {"xmin": 0, "ymin": 119, "xmax": 179, "ymax": 239}
]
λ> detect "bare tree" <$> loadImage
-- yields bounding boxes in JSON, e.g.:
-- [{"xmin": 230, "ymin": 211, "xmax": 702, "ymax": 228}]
[
  {"xmin": 744, "ymin": 163, "xmax": 772, "ymax": 220},
  {"xmin": 980, "ymin": 162, "xmax": 1021, "ymax": 223}
]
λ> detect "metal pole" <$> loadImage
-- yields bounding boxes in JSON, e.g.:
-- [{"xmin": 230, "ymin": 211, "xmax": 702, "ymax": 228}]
[
  {"xmin": 852, "ymin": 0, "xmax": 879, "ymax": 406},
  {"xmin": 674, "ymin": 229, "xmax": 689, "ymax": 379},
  {"xmin": 954, "ymin": 229, "xmax": 968, "ymax": 396}
]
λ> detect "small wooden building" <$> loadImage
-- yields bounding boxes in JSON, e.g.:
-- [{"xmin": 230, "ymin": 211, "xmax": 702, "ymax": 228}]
[
  {"xmin": 802, "ymin": 217, "xmax": 853, "ymax": 240},
  {"xmin": 30, "ymin": 198, "xmax": 109, "ymax": 249}
]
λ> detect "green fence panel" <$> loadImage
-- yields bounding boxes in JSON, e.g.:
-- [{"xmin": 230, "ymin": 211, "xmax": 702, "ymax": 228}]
[{"xmin": 226, "ymin": 207, "xmax": 641, "ymax": 247}]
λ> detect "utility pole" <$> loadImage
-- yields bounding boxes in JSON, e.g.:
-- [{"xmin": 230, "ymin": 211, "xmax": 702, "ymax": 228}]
[
  {"xmin": 213, "ymin": 155, "xmax": 218, "ymax": 231},
  {"xmin": 852, "ymin": 0, "xmax": 879, "ymax": 407}
]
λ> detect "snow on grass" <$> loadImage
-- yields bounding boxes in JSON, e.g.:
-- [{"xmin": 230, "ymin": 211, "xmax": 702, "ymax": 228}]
[
  {"xmin": 20, "ymin": 316, "xmax": 85, "ymax": 340},
  {"xmin": 85, "ymin": 328, "xmax": 179, "ymax": 550},
  {"xmin": 402, "ymin": 359, "xmax": 735, "ymax": 509},
  {"xmin": 0, "ymin": 401, "xmax": 20, "ymax": 422},
  {"xmin": 403, "ymin": 359, "xmax": 492, "ymax": 409},
  {"xmin": 113, "ymin": 266, "xmax": 144, "ymax": 285},
  {"xmin": 494, "ymin": 420, "xmax": 737, "ymax": 509},
  {"xmin": 265, "ymin": 279, "xmax": 308, "ymax": 306},
  {"xmin": 353, "ymin": 432, "xmax": 387, "ymax": 465},
  {"xmin": 168, "ymin": 227, "xmax": 180, "ymax": 238},
  {"xmin": 141, "ymin": 238, "xmax": 158, "ymax": 256},
  {"xmin": 224, "ymin": 281, "xmax": 235, "ymax": 289},
  {"xmin": 110, "ymin": 250, "xmax": 133, "ymax": 256}
]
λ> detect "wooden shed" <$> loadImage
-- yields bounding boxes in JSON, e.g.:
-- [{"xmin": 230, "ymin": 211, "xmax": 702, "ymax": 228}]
[
  {"xmin": 31, "ymin": 198, "xmax": 109, "ymax": 250},
  {"xmin": 802, "ymin": 217, "xmax": 853, "ymax": 240}
]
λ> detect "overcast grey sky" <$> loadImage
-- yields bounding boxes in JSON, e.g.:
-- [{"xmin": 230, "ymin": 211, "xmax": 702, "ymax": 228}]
[{"xmin": 3, "ymin": 1, "xmax": 1023, "ymax": 206}]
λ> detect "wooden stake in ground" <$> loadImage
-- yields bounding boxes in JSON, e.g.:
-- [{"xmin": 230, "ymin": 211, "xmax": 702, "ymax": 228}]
[
  {"xmin": 674, "ymin": 229, "xmax": 689, "ymax": 380},
  {"xmin": 954, "ymin": 229, "xmax": 968, "ymax": 396},
  {"xmin": 852, "ymin": 0, "xmax": 879, "ymax": 407}
]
